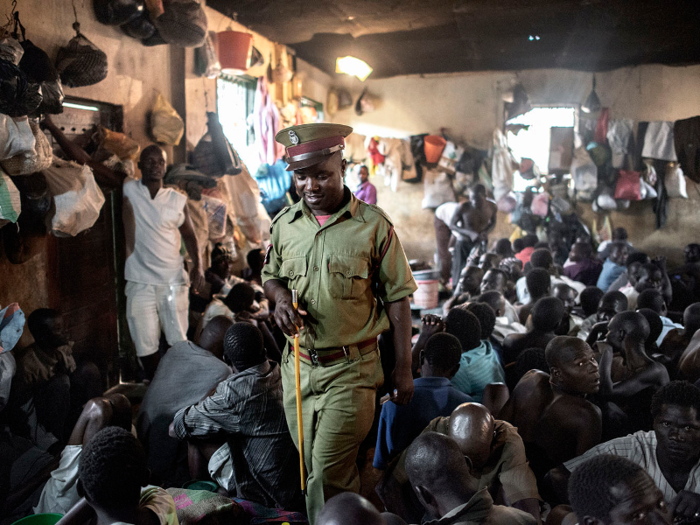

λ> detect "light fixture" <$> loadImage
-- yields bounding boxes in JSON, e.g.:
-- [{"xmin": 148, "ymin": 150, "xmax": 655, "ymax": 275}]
[
  {"xmin": 581, "ymin": 74, "xmax": 602, "ymax": 113},
  {"xmin": 335, "ymin": 56, "xmax": 373, "ymax": 82}
]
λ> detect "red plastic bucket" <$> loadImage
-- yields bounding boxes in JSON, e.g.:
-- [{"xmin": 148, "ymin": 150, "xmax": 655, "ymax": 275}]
[
  {"xmin": 424, "ymin": 135, "xmax": 447, "ymax": 164},
  {"xmin": 217, "ymin": 31, "xmax": 253, "ymax": 73}
]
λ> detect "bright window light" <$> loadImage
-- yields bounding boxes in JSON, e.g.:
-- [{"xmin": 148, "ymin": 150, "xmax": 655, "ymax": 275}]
[
  {"xmin": 63, "ymin": 102, "xmax": 99, "ymax": 112},
  {"xmin": 336, "ymin": 56, "xmax": 373, "ymax": 82},
  {"xmin": 506, "ymin": 106, "xmax": 576, "ymax": 191}
]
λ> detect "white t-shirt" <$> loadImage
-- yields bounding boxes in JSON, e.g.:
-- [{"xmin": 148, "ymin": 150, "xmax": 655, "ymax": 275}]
[
  {"xmin": 123, "ymin": 179, "xmax": 188, "ymax": 285},
  {"xmin": 435, "ymin": 201, "xmax": 460, "ymax": 225}
]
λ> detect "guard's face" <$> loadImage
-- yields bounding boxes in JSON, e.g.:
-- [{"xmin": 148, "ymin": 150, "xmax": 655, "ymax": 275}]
[{"xmin": 294, "ymin": 153, "xmax": 346, "ymax": 214}]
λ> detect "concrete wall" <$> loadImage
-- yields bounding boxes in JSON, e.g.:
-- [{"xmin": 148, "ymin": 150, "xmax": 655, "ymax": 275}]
[{"xmin": 331, "ymin": 65, "xmax": 700, "ymax": 265}]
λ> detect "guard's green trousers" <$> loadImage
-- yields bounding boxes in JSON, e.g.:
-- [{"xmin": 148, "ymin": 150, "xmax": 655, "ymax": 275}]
[{"xmin": 281, "ymin": 345, "xmax": 384, "ymax": 525}]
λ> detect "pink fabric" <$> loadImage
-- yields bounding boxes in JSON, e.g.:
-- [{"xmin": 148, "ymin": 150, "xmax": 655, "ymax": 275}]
[
  {"xmin": 315, "ymin": 214, "xmax": 331, "ymax": 226},
  {"xmin": 515, "ymin": 246, "xmax": 535, "ymax": 265},
  {"xmin": 253, "ymin": 76, "xmax": 285, "ymax": 165}
]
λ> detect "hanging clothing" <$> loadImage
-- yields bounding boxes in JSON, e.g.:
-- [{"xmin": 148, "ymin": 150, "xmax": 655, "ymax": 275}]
[
  {"xmin": 379, "ymin": 138, "xmax": 402, "ymax": 192},
  {"xmin": 674, "ymin": 116, "xmax": 700, "ymax": 183},
  {"xmin": 642, "ymin": 121, "xmax": 677, "ymax": 161},
  {"xmin": 607, "ymin": 118, "xmax": 634, "ymax": 169},
  {"xmin": 253, "ymin": 76, "xmax": 284, "ymax": 166}
]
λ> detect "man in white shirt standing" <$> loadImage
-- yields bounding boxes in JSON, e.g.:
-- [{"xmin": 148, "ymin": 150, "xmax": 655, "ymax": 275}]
[{"xmin": 123, "ymin": 146, "xmax": 204, "ymax": 379}]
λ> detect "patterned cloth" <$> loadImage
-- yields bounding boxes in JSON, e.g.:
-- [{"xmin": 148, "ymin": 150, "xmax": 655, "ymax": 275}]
[
  {"xmin": 172, "ymin": 360, "xmax": 299, "ymax": 509},
  {"xmin": 564, "ymin": 430, "xmax": 700, "ymax": 504},
  {"xmin": 451, "ymin": 340, "xmax": 506, "ymax": 402},
  {"xmin": 167, "ymin": 488, "xmax": 242, "ymax": 525}
]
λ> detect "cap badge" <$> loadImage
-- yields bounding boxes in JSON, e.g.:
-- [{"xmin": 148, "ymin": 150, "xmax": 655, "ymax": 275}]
[{"xmin": 289, "ymin": 130, "xmax": 299, "ymax": 146}]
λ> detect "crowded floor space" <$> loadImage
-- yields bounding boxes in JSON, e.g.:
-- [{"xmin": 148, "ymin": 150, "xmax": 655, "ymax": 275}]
[{"xmin": 3, "ymin": 1, "xmax": 700, "ymax": 524}]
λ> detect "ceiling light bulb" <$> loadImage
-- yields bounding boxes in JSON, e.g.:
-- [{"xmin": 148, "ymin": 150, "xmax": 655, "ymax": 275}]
[{"xmin": 336, "ymin": 56, "xmax": 373, "ymax": 82}]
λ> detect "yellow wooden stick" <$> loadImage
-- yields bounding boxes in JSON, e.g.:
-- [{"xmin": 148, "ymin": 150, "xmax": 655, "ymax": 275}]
[{"xmin": 292, "ymin": 289, "xmax": 306, "ymax": 494}]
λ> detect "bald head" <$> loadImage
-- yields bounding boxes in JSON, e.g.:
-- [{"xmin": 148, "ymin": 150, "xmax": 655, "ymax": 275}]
[
  {"xmin": 684, "ymin": 303, "xmax": 700, "ymax": 334},
  {"xmin": 405, "ymin": 432, "xmax": 474, "ymax": 518},
  {"xmin": 317, "ymin": 493, "xmax": 384, "ymax": 525},
  {"xmin": 607, "ymin": 311, "xmax": 650, "ymax": 351},
  {"xmin": 448, "ymin": 403, "xmax": 494, "ymax": 471},
  {"xmin": 197, "ymin": 316, "xmax": 234, "ymax": 360}
]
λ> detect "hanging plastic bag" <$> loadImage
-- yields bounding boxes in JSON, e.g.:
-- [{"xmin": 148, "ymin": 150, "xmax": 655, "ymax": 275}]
[
  {"xmin": 0, "ymin": 115, "xmax": 35, "ymax": 160},
  {"xmin": 531, "ymin": 191, "xmax": 550, "ymax": 217},
  {"xmin": 201, "ymin": 192, "xmax": 227, "ymax": 240},
  {"xmin": 570, "ymin": 146, "xmax": 598, "ymax": 193},
  {"xmin": 195, "ymin": 31, "xmax": 220, "ymax": 79},
  {"xmin": 121, "ymin": 12, "xmax": 157, "ymax": 39},
  {"xmin": 20, "ymin": 39, "xmax": 59, "ymax": 84},
  {"xmin": 43, "ymin": 157, "xmax": 105, "ymax": 237},
  {"xmin": 596, "ymin": 187, "xmax": 619, "ymax": 211},
  {"xmin": 640, "ymin": 179, "xmax": 658, "ymax": 200},
  {"xmin": 0, "ymin": 59, "xmax": 42, "ymax": 117},
  {"xmin": 614, "ymin": 170, "xmax": 642, "ymax": 201},
  {"xmin": 0, "ymin": 36, "xmax": 24, "ymax": 65},
  {"xmin": 1, "ymin": 119, "xmax": 52, "ymax": 175},
  {"xmin": 151, "ymin": 93, "xmax": 184, "ymax": 145},
  {"xmin": 496, "ymin": 192, "xmax": 517, "ymax": 213},
  {"xmin": 491, "ymin": 129, "xmax": 515, "ymax": 201},
  {"xmin": 665, "ymin": 163, "xmax": 688, "ymax": 199},
  {"xmin": 55, "ymin": 25, "xmax": 108, "ymax": 88},
  {"xmin": 34, "ymin": 79, "xmax": 65, "ymax": 115},
  {"xmin": 100, "ymin": 127, "xmax": 141, "ymax": 160},
  {"xmin": 154, "ymin": 0, "xmax": 208, "ymax": 48},
  {"xmin": 421, "ymin": 168, "xmax": 455, "ymax": 209},
  {"xmin": 0, "ymin": 168, "xmax": 21, "ymax": 225}
]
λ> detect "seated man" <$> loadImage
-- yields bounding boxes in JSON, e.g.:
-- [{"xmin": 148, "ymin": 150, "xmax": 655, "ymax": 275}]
[
  {"xmin": 564, "ymin": 242, "xmax": 603, "ymax": 287},
  {"xmin": 503, "ymin": 297, "xmax": 566, "ymax": 365},
  {"xmin": 550, "ymin": 381, "xmax": 700, "ymax": 521},
  {"xmin": 596, "ymin": 227, "xmax": 633, "ymax": 261},
  {"xmin": 637, "ymin": 288, "xmax": 683, "ymax": 347},
  {"xmin": 464, "ymin": 301, "xmax": 503, "ymax": 364},
  {"xmin": 518, "ymin": 268, "xmax": 551, "ymax": 325},
  {"xmin": 596, "ymin": 242, "xmax": 630, "ymax": 292},
  {"xmin": 442, "ymin": 266, "xmax": 484, "ymax": 315},
  {"xmin": 680, "ymin": 330, "xmax": 700, "ymax": 384},
  {"xmin": 568, "ymin": 455, "xmax": 672, "ymax": 525},
  {"xmin": 243, "ymin": 247, "xmax": 266, "ymax": 287},
  {"xmin": 171, "ymin": 322, "xmax": 300, "ymax": 509},
  {"xmin": 9, "ymin": 309, "xmax": 101, "ymax": 445},
  {"xmin": 584, "ymin": 291, "xmax": 629, "ymax": 345},
  {"xmin": 137, "ymin": 316, "xmax": 233, "ymax": 487},
  {"xmin": 377, "ymin": 403, "xmax": 541, "ymax": 524},
  {"xmin": 552, "ymin": 283, "xmax": 582, "ymax": 336},
  {"xmin": 477, "ymin": 291, "xmax": 526, "ymax": 346},
  {"xmin": 516, "ymin": 249, "xmax": 585, "ymax": 305},
  {"xmin": 77, "ymin": 427, "xmax": 178, "ymax": 525},
  {"xmin": 598, "ymin": 311, "xmax": 670, "ymax": 434},
  {"xmin": 659, "ymin": 302, "xmax": 700, "ymax": 362},
  {"xmin": 616, "ymin": 259, "xmax": 646, "ymax": 308},
  {"xmin": 635, "ymin": 259, "xmax": 673, "ymax": 305},
  {"xmin": 500, "ymin": 336, "xmax": 602, "ymax": 480},
  {"xmin": 33, "ymin": 394, "xmax": 133, "ymax": 516},
  {"xmin": 577, "ymin": 288, "xmax": 615, "ymax": 341},
  {"xmin": 318, "ymin": 492, "xmax": 406, "ymax": 525},
  {"xmin": 374, "ymin": 333, "xmax": 472, "ymax": 470},
  {"xmin": 515, "ymin": 235, "xmax": 538, "ymax": 266},
  {"xmin": 480, "ymin": 269, "xmax": 519, "ymax": 324},
  {"xmin": 205, "ymin": 243, "xmax": 236, "ymax": 299},
  {"xmin": 450, "ymin": 307, "xmax": 505, "ymax": 402},
  {"xmin": 637, "ymin": 308, "xmax": 664, "ymax": 357},
  {"xmin": 404, "ymin": 432, "xmax": 536, "ymax": 524}
]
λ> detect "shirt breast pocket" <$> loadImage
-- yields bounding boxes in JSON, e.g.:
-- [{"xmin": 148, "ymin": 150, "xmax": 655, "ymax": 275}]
[
  {"xmin": 328, "ymin": 255, "xmax": 371, "ymax": 300},
  {"xmin": 279, "ymin": 256, "xmax": 308, "ymax": 286}
]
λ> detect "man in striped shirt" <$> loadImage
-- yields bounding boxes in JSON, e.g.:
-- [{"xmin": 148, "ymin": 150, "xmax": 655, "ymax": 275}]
[{"xmin": 549, "ymin": 381, "xmax": 700, "ymax": 523}]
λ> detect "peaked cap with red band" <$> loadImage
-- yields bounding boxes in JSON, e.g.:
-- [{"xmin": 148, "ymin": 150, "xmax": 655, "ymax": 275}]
[{"xmin": 275, "ymin": 123, "xmax": 353, "ymax": 171}]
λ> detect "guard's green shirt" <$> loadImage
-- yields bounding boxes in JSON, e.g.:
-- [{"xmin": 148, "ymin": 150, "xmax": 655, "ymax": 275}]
[{"xmin": 262, "ymin": 189, "xmax": 417, "ymax": 350}]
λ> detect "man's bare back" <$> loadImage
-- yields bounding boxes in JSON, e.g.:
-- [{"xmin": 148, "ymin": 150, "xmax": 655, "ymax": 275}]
[{"xmin": 453, "ymin": 200, "xmax": 497, "ymax": 241}]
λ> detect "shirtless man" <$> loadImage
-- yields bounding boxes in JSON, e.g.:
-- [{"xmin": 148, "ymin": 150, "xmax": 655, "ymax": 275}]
[
  {"xmin": 449, "ymin": 184, "xmax": 497, "ymax": 289},
  {"xmin": 443, "ymin": 266, "xmax": 484, "ymax": 315},
  {"xmin": 598, "ymin": 311, "xmax": 670, "ymax": 434},
  {"xmin": 500, "ymin": 336, "xmax": 602, "ymax": 481},
  {"xmin": 679, "ymin": 329, "xmax": 700, "ymax": 384},
  {"xmin": 503, "ymin": 297, "xmax": 566, "ymax": 365},
  {"xmin": 659, "ymin": 303, "xmax": 700, "ymax": 362}
]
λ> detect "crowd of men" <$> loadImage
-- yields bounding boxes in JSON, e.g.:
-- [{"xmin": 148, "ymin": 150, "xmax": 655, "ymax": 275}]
[{"xmin": 2, "ymin": 122, "xmax": 700, "ymax": 525}]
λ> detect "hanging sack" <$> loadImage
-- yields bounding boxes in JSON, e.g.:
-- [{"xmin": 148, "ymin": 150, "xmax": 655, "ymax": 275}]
[
  {"xmin": 121, "ymin": 12, "xmax": 157, "ymax": 39},
  {"xmin": 640, "ymin": 179, "xmax": 658, "ymax": 200},
  {"xmin": 596, "ymin": 187, "xmax": 618, "ymax": 211},
  {"xmin": 0, "ymin": 168, "xmax": 21, "ymax": 226},
  {"xmin": 201, "ymin": 191, "xmax": 227, "ymax": 240},
  {"xmin": 193, "ymin": 112, "xmax": 241, "ymax": 176},
  {"xmin": 0, "ymin": 36, "xmax": 24, "ymax": 65},
  {"xmin": 421, "ymin": 168, "xmax": 455, "ymax": 209},
  {"xmin": 1, "ymin": 120, "xmax": 52, "ymax": 175},
  {"xmin": 531, "ymin": 191, "xmax": 550, "ymax": 218},
  {"xmin": 100, "ymin": 127, "xmax": 141, "ymax": 160},
  {"xmin": 195, "ymin": 31, "xmax": 221, "ymax": 79},
  {"xmin": 56, "ymin": 23, "xmax": 108, "ymax": 88},
  {"xmin": 154, "ymin": 0, "xmax": 208, "ymax": 48},
  {"xmin": 614, "ymin": 170, "xmax": 642, "ymax": 201},
  {"xmin": 570, "ymin": 146, "xmax": 598, "ymax": 193},
  {"xmin": 496, "ymin": 192, "xmax": 517, "ymax": 214},
  {"xmin": 93, "ymin": 0, "xmax": 144, "ymax": 25},
  {"xmin": 151, "ymin": 93, "xmax": 184, "ymax": 145},
  {"xmin": 491, "ymin": 129, "xmax": 515, "ymax": 201},
  {"xmin": 0, "ymin": 59, "xmax": 42, "ymax": 117},
  {"xmin": 0, "ymin": 114, "xmax": 35, "ymax": 160},
  {"xmin": 665, "ymin": 163, "xmax": 688, "ymax": 199},
  {"xmin": 43, "ymin": 157, "xmax": 105, "ymax": 237}
]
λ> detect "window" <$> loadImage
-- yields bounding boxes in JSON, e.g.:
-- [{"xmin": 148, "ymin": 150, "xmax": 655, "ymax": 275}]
[
  {"xmin": 217, "ymin": 75, "xmax": 259, "ymax": 174},
  {"xmin": 506, "ymin": 106, "xmax": 576, "ymax": 191}
]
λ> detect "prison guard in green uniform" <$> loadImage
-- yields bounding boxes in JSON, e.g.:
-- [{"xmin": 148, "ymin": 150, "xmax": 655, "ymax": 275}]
[{"xmin": 262, "ymin": 191, "xmax": 416, "ymax": 524}]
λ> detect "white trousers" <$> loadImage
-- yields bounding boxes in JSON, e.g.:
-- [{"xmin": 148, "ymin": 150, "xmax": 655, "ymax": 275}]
[{"xmin": 125, "ymin": 281, "xmax": 189, "ymax": 357}]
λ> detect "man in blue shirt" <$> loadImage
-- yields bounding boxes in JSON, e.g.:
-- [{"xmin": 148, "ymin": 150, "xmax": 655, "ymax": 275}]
[
  {"xmin": 373, "ymin": 333, "xmax": 472, "ymax": 470},
  {"xmin": 597, "ymin": 241, "xmax": 630, "ymax": 292}
]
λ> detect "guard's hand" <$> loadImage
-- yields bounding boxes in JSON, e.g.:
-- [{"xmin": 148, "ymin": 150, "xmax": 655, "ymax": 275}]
[
  {"xmin": 273, "ymin": 291, "xmax": 308, "ymax": 337},
  {"xmin": 190, "ymin": 266, "xmax": 205, "ymax": 294},
  {"xmin": 391, "ymin": 365, "xmax": 414, "ymax": 406},
  {"xmin": 671, "ymin": 490, "xmax": 700, "ymax": 522}
]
